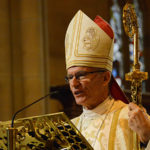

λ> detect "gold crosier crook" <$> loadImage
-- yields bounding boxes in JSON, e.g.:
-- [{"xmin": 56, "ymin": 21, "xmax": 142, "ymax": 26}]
[{"xmin": 123, "ymin": 3, "xmax": 148, "ymax": 150}]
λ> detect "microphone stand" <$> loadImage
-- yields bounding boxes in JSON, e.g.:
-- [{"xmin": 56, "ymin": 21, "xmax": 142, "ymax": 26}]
[
  {"xmin": 7, "ymin": 127, "xmax": 17, "ymax": 150},
  {"xmin": 7, "ymin": 91, "xmax": 58, "ymax": 150}
]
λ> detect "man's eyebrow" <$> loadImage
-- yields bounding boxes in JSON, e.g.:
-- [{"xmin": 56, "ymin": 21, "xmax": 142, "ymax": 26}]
[
  {"xmin": 67, "ymin": 71, "xmax": 84, "ymax": 76},
  {"xmin": 76, "ymin": 71, "xmax": 86, "ymax": 73}
]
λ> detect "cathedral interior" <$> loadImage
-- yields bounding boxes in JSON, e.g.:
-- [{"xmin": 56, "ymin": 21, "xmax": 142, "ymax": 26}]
[{"xmin": 0, "ymin": 0, "xmax": 150, "ymax": 122}]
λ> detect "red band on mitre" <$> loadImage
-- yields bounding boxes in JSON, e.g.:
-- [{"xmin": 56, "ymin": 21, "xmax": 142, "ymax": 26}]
[
  {"xmin": 94, "ymin": 15, "xmax": 128, "ymax": 103},
  {"xmin": 94, "ymin": 16, "xmax": 114, "ymax": 39}
]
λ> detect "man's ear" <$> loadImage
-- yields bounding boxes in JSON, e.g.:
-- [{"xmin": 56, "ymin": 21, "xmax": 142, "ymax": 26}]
[{"xmin": 103, "ymin": 71, "xmax": 111, "ymax": 86}]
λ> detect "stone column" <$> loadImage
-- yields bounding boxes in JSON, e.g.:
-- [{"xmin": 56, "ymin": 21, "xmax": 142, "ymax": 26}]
[
  {"xmin": 0, "ymin": 0, "xmax": 50, "ymax": 120},
  {"xmin": 0, "ymin": 0, "xmax": 13, "ymax": 121}
]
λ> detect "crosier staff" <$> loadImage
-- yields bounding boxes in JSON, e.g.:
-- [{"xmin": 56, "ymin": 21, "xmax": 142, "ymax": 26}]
[{"xmin": 123, "ymin": 3, "xmax": 148, "ymax": 150}]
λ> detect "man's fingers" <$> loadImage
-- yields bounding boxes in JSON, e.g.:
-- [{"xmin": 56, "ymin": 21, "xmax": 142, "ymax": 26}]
[{"xmin": 128, "ymin": 102, "xmax": 138, "ymax": 110}]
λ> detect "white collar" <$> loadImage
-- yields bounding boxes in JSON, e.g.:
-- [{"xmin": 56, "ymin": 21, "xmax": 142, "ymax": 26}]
[{"xmin": 82, "ymin": 96, "xmax": 114, "ymax": 118}]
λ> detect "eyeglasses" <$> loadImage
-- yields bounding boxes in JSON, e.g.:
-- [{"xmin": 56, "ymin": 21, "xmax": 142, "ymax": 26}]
[{"xmin": 65, "ymin": 70, "xmax": 105, "ymax": 83}]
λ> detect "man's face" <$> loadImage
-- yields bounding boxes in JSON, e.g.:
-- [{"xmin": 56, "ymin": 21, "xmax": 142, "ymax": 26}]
[{"xmin": 67, "ymin": 66, "xmax": 110, "ymax": 109}]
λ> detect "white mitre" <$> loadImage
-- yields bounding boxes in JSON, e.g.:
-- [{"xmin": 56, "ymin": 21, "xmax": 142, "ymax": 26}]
[{"xmin": 65, "ymin": 10, "xmax": 114, "ymax": 72}]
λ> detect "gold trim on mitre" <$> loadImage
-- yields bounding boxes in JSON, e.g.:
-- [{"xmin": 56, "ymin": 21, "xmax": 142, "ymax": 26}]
[{"xmin": 65, "ymin": 10, "xmax": 114, "ymax": 72}]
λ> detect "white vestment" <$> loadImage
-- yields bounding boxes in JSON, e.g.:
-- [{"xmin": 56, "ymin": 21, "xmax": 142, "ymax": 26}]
[{"xmin": 72, "ymin": 97, "xmax": 150, "ymax": 150}]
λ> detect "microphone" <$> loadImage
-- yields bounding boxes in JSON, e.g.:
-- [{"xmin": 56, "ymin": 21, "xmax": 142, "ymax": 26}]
[{"xmin": 11, "ymin": 91, "xmax": 58, "ymax": 128}]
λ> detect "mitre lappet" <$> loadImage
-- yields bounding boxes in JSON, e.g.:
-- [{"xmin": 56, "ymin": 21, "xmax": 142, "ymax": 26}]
[{"xmin": 65, "ymin": 10, "xmax": 128, "ymax": 103}]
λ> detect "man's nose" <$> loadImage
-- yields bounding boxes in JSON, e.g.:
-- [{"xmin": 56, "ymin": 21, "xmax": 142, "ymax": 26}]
[{"xmin": 70, "ymin": 76, "xmax": 80, "ymax": 88}]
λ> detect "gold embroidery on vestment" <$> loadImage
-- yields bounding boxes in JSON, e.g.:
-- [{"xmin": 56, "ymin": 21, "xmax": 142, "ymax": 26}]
[{"xmin": 108, "ymin": 108, "xmax": 122, "ymax": 150}]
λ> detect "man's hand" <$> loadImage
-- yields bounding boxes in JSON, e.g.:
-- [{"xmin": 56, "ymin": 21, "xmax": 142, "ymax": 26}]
[{"xmin": 128, "ymin": 102, "xmax": 150, "ymax": 143}]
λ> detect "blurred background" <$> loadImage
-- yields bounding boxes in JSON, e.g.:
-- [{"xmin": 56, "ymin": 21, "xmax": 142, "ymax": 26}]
[{"xmin": 0, "ymin": 0, "xmax": 150, "ymax": 121}]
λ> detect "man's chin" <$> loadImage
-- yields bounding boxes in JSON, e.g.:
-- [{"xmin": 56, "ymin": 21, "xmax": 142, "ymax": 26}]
[{"xmin": 75, "ymin": 98, "xmax": 87, "ymax": 106}]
